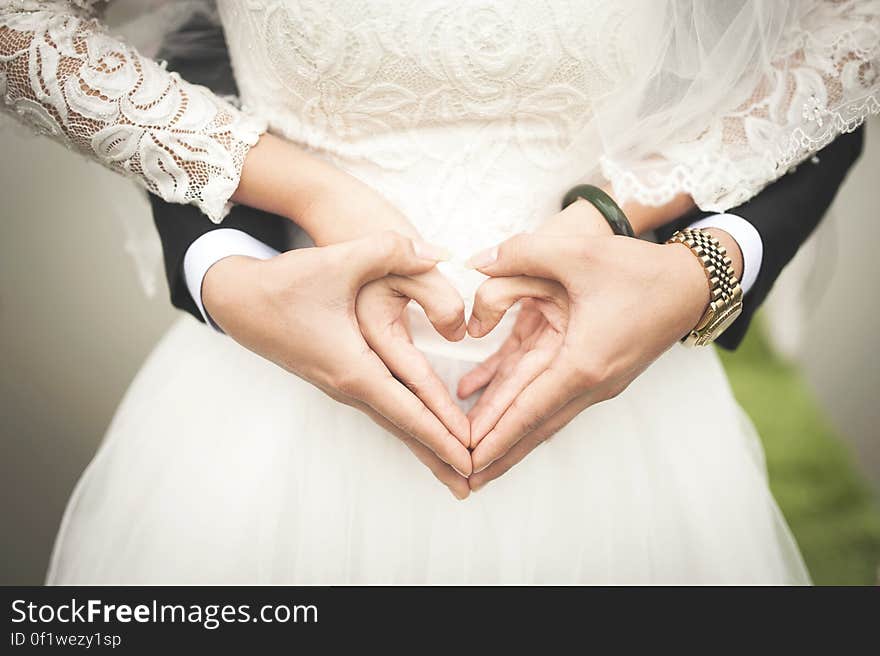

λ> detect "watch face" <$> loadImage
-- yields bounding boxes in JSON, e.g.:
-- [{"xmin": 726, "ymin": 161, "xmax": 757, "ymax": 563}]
[{"xmin": 707, "ymin": 303, "xmax": 743, "ymax": 341}]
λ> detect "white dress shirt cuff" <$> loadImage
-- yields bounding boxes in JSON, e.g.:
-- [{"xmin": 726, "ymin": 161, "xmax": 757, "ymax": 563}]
[
  {"xmin": 183, "ymin": 228, "xmax": 280, "ymax": 330},
  {"xmin": 686, "ymin": 213, "xmax": 763, "ymax": 295}
]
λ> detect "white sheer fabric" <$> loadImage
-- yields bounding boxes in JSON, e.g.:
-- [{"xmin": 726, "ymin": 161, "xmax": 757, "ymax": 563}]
[
  {"xmin": 595, "ymin": 0, "xmax": 880, "ymax": 211},
  {"xmin": 0, "ymin": 0, "xmax": 265, "ymax": 222}
]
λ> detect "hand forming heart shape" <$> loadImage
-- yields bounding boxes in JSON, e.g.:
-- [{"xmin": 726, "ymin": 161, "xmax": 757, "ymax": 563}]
[{"xmin": 353, "ymin": 199, "xmax": 714, "ymax": 496}]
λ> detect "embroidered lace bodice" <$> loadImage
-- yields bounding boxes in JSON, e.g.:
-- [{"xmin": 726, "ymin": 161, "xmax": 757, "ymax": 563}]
[
  {"xmin": 217, "ymin": 1, "xmax": 642, "ymax": 256},
  {"xmin": 216, "ymin": 0, "xmax": 878, "ymax": 299},
  {"xmin": 1, "ymin": 0, "xmax": 878, "ymax": 326}
]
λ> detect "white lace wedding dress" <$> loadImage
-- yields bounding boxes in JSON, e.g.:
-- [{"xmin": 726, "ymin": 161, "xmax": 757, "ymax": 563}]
[{"xmin": 3, "ymin": 0, "xmax": 878, "ymax": 583}]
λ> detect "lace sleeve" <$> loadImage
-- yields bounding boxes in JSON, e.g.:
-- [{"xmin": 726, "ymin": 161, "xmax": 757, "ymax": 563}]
[
  {"xmin": 0, "ymin": 0, "xmax": 266, "ymax": 222},
  {"xmin": 599, "ymin": 0, "xmax": 880, "ymax": 212}
]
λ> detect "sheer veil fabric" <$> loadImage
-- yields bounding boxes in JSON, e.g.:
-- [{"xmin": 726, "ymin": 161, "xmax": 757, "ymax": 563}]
[{"xmin": 592, "ymin": 0, "xmax": 880, "ymax": 211}]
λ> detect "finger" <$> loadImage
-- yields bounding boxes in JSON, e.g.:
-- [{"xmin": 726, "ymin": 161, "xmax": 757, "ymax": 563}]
[
  {"xmin": 354, "ymin": 400, "xmax": 470, "ymax": 500},
  {"xmin": 468, "ymin": 346, "xmax": 555, "ymax": 447},
  {"xmin": 368, "ymin": 327, "xmax": 471, "ymax": 446},
  {"xmin": 468, "ymin": 275, "xmax": 565, "ymax": 337},
  {"xmin": 457, "ymin": 306, "xmax": 544, "ymax": 400},
  {"xmin": 465, "ymin": 348, "xmax": 523, "ymax": 425},
  {"xmin": 465, "ymin": 233, "xmax": 582, "ymax": 281},
  {"xmin": 337, "ymin": 231, "xmax": 450, "ymax": 287},
  {"xmin": 400, "ymin": 435, "xmax": 471, "ymax": 500},
  {"xmin": 457, "ymin": 346, "xmax": 509, "ymax": 400},
  {"xmin": 470, "ymin": 394, "xmax": 593, "ymax": 492},
  {"xmin": 470, "ymin": 365, "xmax": 578, "ymax": 473},
  {"xmin": 389, "ymin": 270, "xmax": 467, "ymax": 341},
  {"xmin": 350, "ymin": 396, "xmax": 469, "ymax": 499},
  {"xmin": 353, "ymin": 355, "xmax": 473, "ymax": 477}
]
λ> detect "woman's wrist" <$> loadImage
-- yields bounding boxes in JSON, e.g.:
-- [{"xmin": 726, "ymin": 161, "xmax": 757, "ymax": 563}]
[
  {"xmin": 233, "ymin": 133, "xmax": 418, "ymax": 246},
  {"xmin": 233, "ymin": 134, "xmax": 326, "ymax": 227},
  {"xmin": 601, "ymin": 186, "xmax": 695, "ymax": 236},
  {"xmin": 538, "ymin": 198, "xmax": 614, "ymax": 237}
]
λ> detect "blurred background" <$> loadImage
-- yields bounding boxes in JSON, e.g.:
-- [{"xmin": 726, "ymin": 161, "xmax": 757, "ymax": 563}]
[{"xmin": 1, "ymin": 116, "xmax": 879, "ymax": 586}]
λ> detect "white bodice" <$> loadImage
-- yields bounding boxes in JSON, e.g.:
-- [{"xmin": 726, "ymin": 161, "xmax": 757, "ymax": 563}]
[{"xmin": 217, "ymin": 0, "xmax": 643, "ymax": 305}]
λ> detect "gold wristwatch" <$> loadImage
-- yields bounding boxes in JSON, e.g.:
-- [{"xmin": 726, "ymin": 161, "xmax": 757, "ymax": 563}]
[{"xmin": 666, "ymin": 228, "xmax": 743, "ymax": 347}]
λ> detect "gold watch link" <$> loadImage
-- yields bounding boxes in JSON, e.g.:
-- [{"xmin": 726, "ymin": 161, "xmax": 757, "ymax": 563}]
[{"xmin": 666, "ymin": 228, "xmax": 744, "ymax": 347}]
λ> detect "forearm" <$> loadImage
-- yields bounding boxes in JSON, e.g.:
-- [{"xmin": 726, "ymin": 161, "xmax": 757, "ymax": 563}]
[
  {"xmin": 233, "ymin": 133, "xmax": 418, "ymax": 245},
  {"xmin": 230, "ymin": 134, "xmax": 334, "ymax": 236},
  {"xmin": 606, "ymin": 187, "xmax": 696, "ymax": 236},
  {"xmin": 558, "ymin": 187, "xmax": 740, "ymax": 278}
]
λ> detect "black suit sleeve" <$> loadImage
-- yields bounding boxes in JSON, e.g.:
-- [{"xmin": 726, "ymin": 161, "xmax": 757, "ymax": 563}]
[
  {"xmin": 655, "ymin": 126, "xmax": 865, "ymax": 350},
  {"xmin": 150, "ymin": 12, "xmax": 290, "ymax": 321}
]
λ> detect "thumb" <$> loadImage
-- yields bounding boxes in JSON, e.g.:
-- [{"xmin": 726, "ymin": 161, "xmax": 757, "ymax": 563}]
[
  {"xmin": 385, "ymin": 269, "xmax": 467, "ymax": 342},
  {"xmin": 468, "ymin": 275, "xmax": 565, "ymax": 338},
  {"xmin": 339, "ymin": 231, "xmax": 450, "ymax": 288},
  {"xmin": 465, "ymin": 233, "xmax": 577, "ymax": 281}
]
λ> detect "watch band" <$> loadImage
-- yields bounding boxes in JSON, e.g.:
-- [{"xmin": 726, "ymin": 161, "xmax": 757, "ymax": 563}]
[{"xmin": 666, "ymin": 228, "xmax": 744, "ymax": 347}]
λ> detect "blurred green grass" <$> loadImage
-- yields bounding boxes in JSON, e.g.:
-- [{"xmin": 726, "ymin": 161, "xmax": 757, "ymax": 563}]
[{"xmin": 718, "ymin": 325, "xmax": 880, "ymax": 585}]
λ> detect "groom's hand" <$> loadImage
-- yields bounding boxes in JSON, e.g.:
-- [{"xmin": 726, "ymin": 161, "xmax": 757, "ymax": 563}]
[
  {"xmin": 201, "ymin": 231, "xmax": 472, "ymax": 498},
  {"xmin": 463, "ymin": 231, "xmax": 719, "ymax": 490},
  {"xmin": 356, "ymin": 269, "xmax": 470, "ymax": 443}
]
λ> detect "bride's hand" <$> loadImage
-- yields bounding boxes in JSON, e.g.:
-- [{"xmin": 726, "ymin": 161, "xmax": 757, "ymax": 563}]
[
  {"xmin": 202, "ymin": 232, "xmax": 473, "ymax": 498},
  {"xmin": 461, "ymin": 229, "xmax": 716, "ymax": 491}
]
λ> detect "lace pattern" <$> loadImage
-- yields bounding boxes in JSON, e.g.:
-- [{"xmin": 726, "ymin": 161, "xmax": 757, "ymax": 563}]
[
  {"xmin": 2, "ymin": 0, "xmax": 877, "ymax": 232},
  {"xmin": 216, "ymin": 0, "xmax": 642, "ymax": 273},
  {"xmin": 0, "ymin": 0, "xmax": 266, "ymax": 222},
  {"xmin": 600, "ymin": 0, "xmax": 880, "ymax": 211}
]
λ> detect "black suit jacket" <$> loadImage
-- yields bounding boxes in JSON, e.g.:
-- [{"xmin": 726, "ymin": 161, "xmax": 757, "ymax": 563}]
[
  {"xmin": 654, "ymin": 128, "xmax": 864, "ymax": 348},
  {"xmin": 152, "ymin": 13, "xmax": 865, "ymax": 350}
]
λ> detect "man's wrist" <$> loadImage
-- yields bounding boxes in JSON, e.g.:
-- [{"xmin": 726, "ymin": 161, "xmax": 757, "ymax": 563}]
[
  {"xmin": 686, "ymin": 214, "xmax": 762, "ymax": 294},
  {"xmin": 702, "ymin": 228, "xmax": 744, "ymax": 281},
  {"xmin": 201, "ymin": 255, "xmax": 266, "ymax": 333},
  {"xmin": 663, "ymin": 242, "xmax": 713, "ymax": 337},
  {"xmin": 665, "ymin": 228, "xmax": 745, "ymax": 346},
  {"xmin": 183, "ymin": 228, "xmax": 280, "ymax": 329}
]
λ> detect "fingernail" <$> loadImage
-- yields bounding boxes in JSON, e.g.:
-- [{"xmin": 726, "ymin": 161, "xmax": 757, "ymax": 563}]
[
  {"xmin": 473, "ymin": 461, "xmax": 490, "ymax": 474},
  {"xmin": 465, "ymin": 246, "xmax": 498, "ymax": 269},
  {"xmin": 467, "ymin": 316, "xmax": 482, "ymax": 337},
  {"xmin": 412, "ymin": 239, "xmax": 451, "ymax": 261}
]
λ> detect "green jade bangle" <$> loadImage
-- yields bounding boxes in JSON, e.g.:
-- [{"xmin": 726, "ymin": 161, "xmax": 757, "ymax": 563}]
[{"xmin": 561, "ymin": 184, "xmax": 635, "ymax": 238}]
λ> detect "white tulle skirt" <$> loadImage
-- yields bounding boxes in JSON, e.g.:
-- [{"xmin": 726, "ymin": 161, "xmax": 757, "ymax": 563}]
[{"xmin": 48, "ymin": 316, "xmax": 809, "ymax": 584}]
